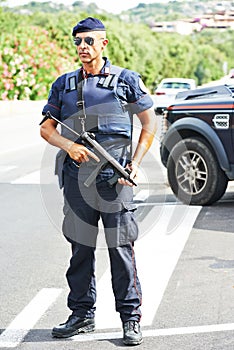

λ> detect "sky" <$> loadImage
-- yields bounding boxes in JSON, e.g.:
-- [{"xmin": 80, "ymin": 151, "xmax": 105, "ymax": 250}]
[{"xmin": 5, "ymin": 0, "xmax": 169, "ymax": 14}]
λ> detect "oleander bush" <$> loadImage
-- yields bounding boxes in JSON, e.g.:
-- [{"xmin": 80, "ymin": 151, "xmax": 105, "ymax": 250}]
[{"xmin": 0, "ymin": 5, "xmax": 233, "ymax": 100}]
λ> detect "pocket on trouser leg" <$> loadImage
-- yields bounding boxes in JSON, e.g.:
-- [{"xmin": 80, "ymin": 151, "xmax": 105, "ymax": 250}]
[
  {"xmin": 118, "ymin": 202, "xmax": 139, "ymax": 246},
  {"xmin": 62, "ymin": 200, "xmax": 98, "ymax": 247}
]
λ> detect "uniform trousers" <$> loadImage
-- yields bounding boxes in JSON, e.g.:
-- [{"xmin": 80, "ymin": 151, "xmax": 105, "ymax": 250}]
[{"xmin": 62, "ymin": 172, "xmax": 142, "ymax": 323}]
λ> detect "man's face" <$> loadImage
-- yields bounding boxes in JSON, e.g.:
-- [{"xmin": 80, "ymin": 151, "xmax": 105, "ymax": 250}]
[{"xmin": 74, "ymin": 31, "xmax": 108, "ymax": 64}]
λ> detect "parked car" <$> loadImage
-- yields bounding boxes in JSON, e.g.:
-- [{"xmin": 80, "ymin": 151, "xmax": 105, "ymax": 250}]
[
  {"xmin": 160, "ymin": 84, "xmax": 234, "ymax": 205},
  {"xmin": 154, "ymin": 78, "xmax": 196, "ymax": 115},
  {"xmin": 229, "ymin": 68, "xmax": 234, "ymax": 78}
]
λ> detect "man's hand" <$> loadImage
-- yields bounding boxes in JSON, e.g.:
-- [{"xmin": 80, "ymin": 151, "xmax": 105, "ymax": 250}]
[
  {"xmin": 118, "ymin": 160, "xmax": 138, "ymax": 187},
  {"xmin": 67, "ymin": 142, "xmax": 100, "ymax": 163}
]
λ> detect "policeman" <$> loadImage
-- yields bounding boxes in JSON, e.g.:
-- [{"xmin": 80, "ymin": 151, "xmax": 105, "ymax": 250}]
[{"xmin": 40, "ymin": 17, "xmax": 157, "ymax": 346}]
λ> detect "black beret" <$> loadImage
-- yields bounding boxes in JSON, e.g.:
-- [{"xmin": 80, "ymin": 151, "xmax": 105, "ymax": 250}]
[{"xmin": 72, "ymin": 17, "xmax": 105, "ymax": 36}]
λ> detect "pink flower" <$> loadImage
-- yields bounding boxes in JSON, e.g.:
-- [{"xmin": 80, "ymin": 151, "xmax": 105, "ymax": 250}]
[
  {"xmin": 1, "ymin": 91, "xmax": 8, "ymax": 100},
  {"xmin": 4, "ymin": 81, "xmax": 13, "ymax": 90}
]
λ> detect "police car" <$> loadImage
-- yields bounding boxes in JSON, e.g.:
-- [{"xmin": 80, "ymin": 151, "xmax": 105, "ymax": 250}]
[{"xmin": 160, "ymin": 84, "xmax": 234, "ymax": 205}]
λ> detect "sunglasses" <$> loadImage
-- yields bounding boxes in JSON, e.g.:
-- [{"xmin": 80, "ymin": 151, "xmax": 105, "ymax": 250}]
[{"xmin": 73, "ymin": 37, "xmax": 95, "ymax": 46}]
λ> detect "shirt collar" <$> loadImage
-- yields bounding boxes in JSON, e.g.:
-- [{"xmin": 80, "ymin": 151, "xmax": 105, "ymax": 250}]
[
  {"xmin": 100, "ymin": 57, "xmax": 111, "ymax": 75},
  {"xmin": 81, "ymin": 57, "xmax": 111, "ymax": 78}
]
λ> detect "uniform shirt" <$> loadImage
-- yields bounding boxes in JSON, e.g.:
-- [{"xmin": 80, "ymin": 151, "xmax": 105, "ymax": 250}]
[
  {"xmin": 42, "ymin": 58, "xmax": 153, "ymax": 120},
  {"xmin": 42, "ymin": 58, "xmax": 154, "ymax": 182}
]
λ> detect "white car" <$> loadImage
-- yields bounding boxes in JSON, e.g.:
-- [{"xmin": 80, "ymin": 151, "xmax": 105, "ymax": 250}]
[{"xmin": 154, "ymin": 78, "xmax": 196, "ymax": 114}]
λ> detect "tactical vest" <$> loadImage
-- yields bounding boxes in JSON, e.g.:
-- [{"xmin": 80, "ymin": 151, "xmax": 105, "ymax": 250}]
[
  {"xmin": 55, "ymin": 65, "xmax": 133, "ymax": 187},
  {"xmin": 60, "ymin": 65, "xmax": 132, "ymax": 141}
]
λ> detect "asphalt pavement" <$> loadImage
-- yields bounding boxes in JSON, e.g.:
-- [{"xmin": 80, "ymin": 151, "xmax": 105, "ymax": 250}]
[{"xmin": 1, "ymin": 101, "xmax": 234, "ymax": 350}]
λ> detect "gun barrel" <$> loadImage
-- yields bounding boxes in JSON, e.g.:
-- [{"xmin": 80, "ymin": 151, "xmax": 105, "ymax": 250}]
[{"xmin": 45, "ymin": 112, "xmax": 81, "ymax": 138}]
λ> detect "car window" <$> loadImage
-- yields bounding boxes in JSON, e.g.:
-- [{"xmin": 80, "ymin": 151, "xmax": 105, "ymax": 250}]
[
  {"xmin": 161, "ymin": 82, "xmax": 191, "ymax": 89},
  {"xmin": 162, "ymin": 83, "xmax": 173, "ymax": 88},
  {"xmin": 180, "ymin": 83, "xmax": 191, "ymax": 89}
]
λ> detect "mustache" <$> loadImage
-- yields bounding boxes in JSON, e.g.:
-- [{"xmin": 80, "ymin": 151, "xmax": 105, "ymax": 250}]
[{"xmin": 79, "ymin": 49, "xmax": 89, "ymax": 53}]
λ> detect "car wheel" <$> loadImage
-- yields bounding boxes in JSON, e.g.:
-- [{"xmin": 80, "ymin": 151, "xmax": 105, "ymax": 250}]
[{"xmin": 167, "ymin": 137, "xmax": 228, "ymax": 205}]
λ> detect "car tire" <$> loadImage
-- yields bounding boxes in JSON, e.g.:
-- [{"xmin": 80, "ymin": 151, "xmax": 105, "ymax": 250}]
[{"xmin": 167, "ymin": 137, "xmax": 228, "ymax": 205}]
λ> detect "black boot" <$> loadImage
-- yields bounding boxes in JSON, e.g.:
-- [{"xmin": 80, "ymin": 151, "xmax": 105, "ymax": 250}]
[
  {"xmin": 123, "ymin": 320, "xmax": 143, "ymax": 345},
  {"xmin": 52, "ymin": 315, "xmax": 95, "ymax": 338}
]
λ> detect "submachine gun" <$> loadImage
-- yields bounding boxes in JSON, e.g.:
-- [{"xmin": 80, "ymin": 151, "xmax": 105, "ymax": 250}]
[{"xmin": 40, "ymin": 111, "xmax": 137, "ymax": 188}]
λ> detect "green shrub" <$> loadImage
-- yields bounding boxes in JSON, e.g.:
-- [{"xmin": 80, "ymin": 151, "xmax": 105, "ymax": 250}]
[{"xmin": 0, "ymin": 6, "xmax": 232, "ymax": 100}]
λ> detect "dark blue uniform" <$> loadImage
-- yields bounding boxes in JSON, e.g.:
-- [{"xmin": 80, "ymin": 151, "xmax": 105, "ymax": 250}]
[{"xmin": 42, "ymin": 57, "xmax": 153, "ymax": 323}]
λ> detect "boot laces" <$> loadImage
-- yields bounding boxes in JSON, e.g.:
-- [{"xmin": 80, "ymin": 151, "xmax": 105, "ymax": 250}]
[{"xmin": 125, "ymin": 321, "xmax": 138, "ymax": 332}]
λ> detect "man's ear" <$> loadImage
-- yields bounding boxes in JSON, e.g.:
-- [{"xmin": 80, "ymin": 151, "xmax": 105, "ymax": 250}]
[{"xmin": 102, "ymin": 38, "xmax": 109, "ymax": 48}]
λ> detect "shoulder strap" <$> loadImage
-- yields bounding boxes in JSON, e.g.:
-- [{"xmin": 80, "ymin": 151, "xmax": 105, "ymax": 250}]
[
  {"xmin": 77, "ymin": 69, "xmax": 83, "ymax": 103},
  {"xmin": 76, "ymin": 69, "xmax": 86, "ymax": 132},
  {"xmin": 65, "ymin": 68, "xmax": 82, "ymax": 92},
  {"xmin": 97, "ymin": 66, "xmax": 125, "ymax": 90}
]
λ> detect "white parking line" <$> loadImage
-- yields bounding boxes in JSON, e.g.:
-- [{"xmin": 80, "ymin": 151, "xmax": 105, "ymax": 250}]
[
  {"xmin": 0, "ymin": 142, "xmax": 44, "ymax": 156},
  {"xmin": 0, "ymin": 288, "xmax": 62, "ymax": 348},
  {"xmin": 11, "ymin": 170, "xmax": 40, "ymax": 184},
  {"xmin": 0, "ymin": 165, "xmax": 17, "ymax": 173},
  {"xmin": 133, "ymin": 189, "xmax": 150, "ymax": 202},
  {"xmin": 136, "ymin": 204, "xmax": 201, "ymax": 326},
  {"xmin": 72, "ymin": 322, "xmax": 234, "ymax": 342},
  {"xmin": 95, "ymin": 204, "xmax": 201, "ymax": 329}
]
